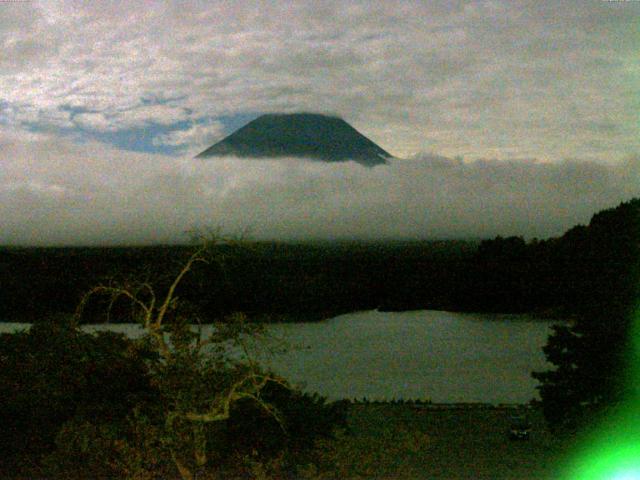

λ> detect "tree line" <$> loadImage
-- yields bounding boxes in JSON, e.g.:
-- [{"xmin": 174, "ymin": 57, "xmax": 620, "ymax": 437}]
[{"xmin": 1, "ymin": 196, "xmax": 637, "ymax": 323}]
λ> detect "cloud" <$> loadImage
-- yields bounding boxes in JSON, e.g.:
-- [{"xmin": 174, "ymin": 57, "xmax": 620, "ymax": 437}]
[
  {"xmin": 1, "ymin": 2, "xmax": 638, "ymax": 245},
  {"xmin": 71, "ymin": 105, "xmax": 192, "ymax": 133},
  {"xmin": 115, "ymin": 104, "xmax": 191, "ymax": 128},
  {"xmin": 152, "ymin": 120, "xmax": 225, "ymax": 152},
  {"xmin": 0, "ymin": 1, "xmax": 638, "ymax": 161},
  {"xmin": 73, "ymin": 112, "xmax": 118, "ymax": 132},
  {"xmin": 0, "ymin": 133, "xmax": 638, "ymax": 246}
]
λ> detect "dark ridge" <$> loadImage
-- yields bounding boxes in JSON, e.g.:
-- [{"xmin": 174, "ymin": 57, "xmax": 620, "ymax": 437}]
[{"xmin": 195, "ymin": 113, "xmax": 392, "ymax": 166}]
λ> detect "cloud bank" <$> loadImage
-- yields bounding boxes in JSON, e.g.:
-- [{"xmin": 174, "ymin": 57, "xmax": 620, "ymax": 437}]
[{"xmin": 1, "ymin": 134, "xmax": 638, "ymax": 246}]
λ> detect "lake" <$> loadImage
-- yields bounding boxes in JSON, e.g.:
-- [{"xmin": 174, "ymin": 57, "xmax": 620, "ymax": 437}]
[{"xmin": 0, "ymin": 310, "xmax": 559, "ymax": 404}]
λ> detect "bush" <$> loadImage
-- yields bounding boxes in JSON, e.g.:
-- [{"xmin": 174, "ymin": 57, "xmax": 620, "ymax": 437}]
[
  {"xmin": 42, "ymin": 410, "xmax": 172, "ymax": 480},
  {"xmin": 1, "ymin": 240, "xmax": 350, "ymax": 479},
  {"xmin": 222, "ymin": 384, "xmax": 349, "ymax": 463},
  {"xmin": 0, "ymin": 316, "xmax": 157, "ymax": 478}
]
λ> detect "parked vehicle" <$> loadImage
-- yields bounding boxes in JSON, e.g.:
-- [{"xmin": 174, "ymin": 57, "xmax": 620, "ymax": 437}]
[{"xmin": 508, "ymin": 414, "xmax": 531, "ymax": 440}]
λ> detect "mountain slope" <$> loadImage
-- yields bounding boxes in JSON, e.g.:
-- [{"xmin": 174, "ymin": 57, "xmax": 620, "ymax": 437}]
[{"xmin": 195, "ymin": 113, "xmax": 392, "ymax": 166}]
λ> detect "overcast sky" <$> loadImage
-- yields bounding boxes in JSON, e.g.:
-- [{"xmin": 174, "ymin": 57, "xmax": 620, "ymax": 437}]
[{"xmin": 1, "ymin": 1, "xmax": 639, "ymax": 245}]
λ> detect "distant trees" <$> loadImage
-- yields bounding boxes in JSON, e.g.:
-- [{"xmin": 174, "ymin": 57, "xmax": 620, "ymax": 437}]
[
  {"xmin": 532, "ymin": 198, "xmax": 640, "ymax": 429},
  {"xmin": 0, "ymin": 241, "xmax": 481, "ymax": 322},
  {"xmin": 459, "ymin": 235, "xmax": 533, "ymax": 312},
  {"xmin": 2, "ymin": 199, "xmax": 640, "ymax": 323}
]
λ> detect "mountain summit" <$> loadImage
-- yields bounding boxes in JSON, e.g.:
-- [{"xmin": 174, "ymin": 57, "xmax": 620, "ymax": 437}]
[{"xmin": 195, "ymin": 113, "xmax": 392, "ymax": 166}]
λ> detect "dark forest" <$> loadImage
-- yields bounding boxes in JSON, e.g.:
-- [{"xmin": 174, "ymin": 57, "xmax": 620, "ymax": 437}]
[{"xmin": 1, "ymin": 198, "xmax": 638, "ymax": 324}]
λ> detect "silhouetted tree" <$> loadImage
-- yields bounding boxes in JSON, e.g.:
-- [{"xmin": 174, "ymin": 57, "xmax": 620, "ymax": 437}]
[
  {"xmin": 76, "ymin": 236, "xmax": 291, "ymax": 480},
  {"xmin": 533, "ymin": 198, "xmax": 640, "ymax": 429}
]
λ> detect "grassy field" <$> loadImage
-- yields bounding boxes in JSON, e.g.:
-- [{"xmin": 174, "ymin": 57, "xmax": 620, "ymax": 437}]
[{"xmin": 312, "ymin": 403, "xmax": 573, "ymax": 479}]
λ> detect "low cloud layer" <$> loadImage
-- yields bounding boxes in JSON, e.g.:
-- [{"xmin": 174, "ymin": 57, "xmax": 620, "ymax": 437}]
[{"xmin": 1, "ymin": 134, "xmax": 638, "ymax": 246}]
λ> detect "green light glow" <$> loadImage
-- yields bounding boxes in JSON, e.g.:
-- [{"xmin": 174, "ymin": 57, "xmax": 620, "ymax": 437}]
[
  {"xmin": 630, "ymin": 306, "xmax": 640, "ymax": 393},
  {"xmin": 612, "ymin": 471, "xmax": 640, "ymax": 480},
  {"xmin": 567, "ymin": 438, "xmax": 640, "ymax": 479},
  {"xmin": 563, "ymin": 305, "xmax": 640, "ymax": 480}
]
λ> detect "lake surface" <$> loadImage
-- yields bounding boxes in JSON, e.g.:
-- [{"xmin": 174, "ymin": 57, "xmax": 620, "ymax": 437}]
[{"xmin": 1, "ymin": 310, "xmax": 559, "ymax": 404}]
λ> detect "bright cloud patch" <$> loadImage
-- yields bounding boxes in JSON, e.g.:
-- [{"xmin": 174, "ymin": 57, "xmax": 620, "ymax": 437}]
[
  {"xmin": 153, "ymin": 120, "xmax": 225, "ymax": 151},
  {"xmin": 0, "ymin": 134, "xmax": 638, "ymax": 246},
  {"xmin": 73, "ymin": 112, "xmax": 118, "ymax": 132}
]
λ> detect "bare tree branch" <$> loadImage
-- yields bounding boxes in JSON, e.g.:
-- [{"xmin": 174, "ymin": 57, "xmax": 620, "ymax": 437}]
[
  {"xmin": 76, "ymin": 233, "xmax": 290, "ymax": 480},
  {"xmin": 155, "ymin": 246, "xmax": 209, "ymax": 329}
]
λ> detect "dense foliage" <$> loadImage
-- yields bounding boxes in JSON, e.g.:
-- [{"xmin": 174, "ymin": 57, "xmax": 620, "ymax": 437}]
[
  {"xmin": 0, "ymin": 317, "xmax": 347, "ymax": 479},
  {"xmin": 0, "ymin": 240, "xmax": 477, "ymax": 322},
  {"xmin": 0, "ymin": 237, "xmax": 349, "ymax": 480},
  {"xmin": 0, "ymin": 317, "xmax": 157, "ymax": 477},
  {"xmin": 532, "ymin": 198, "xmax": 640, "ymax": 429},
  {"xmin": 2, "ymin": 195, "xmax": 637, "ymax": 323},
  {"xmin": 2, "ymin": 228, "xmax": 633, "ymax": 323}
]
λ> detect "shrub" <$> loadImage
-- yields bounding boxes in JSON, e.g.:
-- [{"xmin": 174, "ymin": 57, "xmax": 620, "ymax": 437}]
[
  {"xmin": 0, "ymin": 316, "xmax": 157, "ymax": 477},
  {"xmin": 70, "ymin": 238, "xmax": 347, "ymax": 479},
  {"xmin": 1, "ymin": 239, "xmax": 349, "ymax": 479}
]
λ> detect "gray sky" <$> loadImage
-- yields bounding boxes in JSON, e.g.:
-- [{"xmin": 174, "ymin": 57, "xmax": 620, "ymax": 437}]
[{"xmin": 1, "ymin": 1, "xmax": 639, "ymax": 245}]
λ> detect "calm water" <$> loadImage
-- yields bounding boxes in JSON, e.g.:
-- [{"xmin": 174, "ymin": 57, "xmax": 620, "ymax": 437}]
[{"xmin": 0, "ymin": 310, "xmax": 559, "ymax": 404}]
